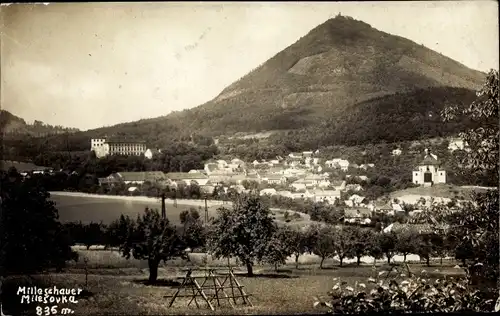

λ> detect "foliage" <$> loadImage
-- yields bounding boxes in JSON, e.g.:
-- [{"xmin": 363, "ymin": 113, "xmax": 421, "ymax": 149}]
[
  {"xmin": 440, "ymin": 69, "xmax": 499, "ymax": 289},
  {"xmin": 179, "ymin": 208, "xmax": 206, "ymax": 251},
  {"xmin": 377, "ymin": 232, "xmax": 397, "ymax": 264},
  {"xmin": 63, "ymin": 221, "xmax": 106, "ymax": 250},
  {"xmin": 347, "ymin": 226, "xmax": 374, "ymax": 265},
  {"xmin": 395, "ymin": 229, "xmax": 419, "ymax": 262},
  {"xmin": 445, "ymin": 190, "xmax": 499, "ymax": 288},
  {"xmin": 314, "ymin": 267, "xmax": 497, "ymax": 313},
  {"xmin": 105, "ymin": 215, "xmax": 134, "ymax": 248},
  {"xmin": 121, "ymin": 208, "xmax": 184, "ymax": 283},
  {"xmin": 207, "ymin": 194, "xmax": 276, "ymax": 276},
  {"xmin": 307, "ymin": 225, "xmax": 336, "ymax": 269},
  {"xmin": 0, "ymin": 168, "xmax": 77, "ymax": 276},
  {"xmin": 262, "ymin": 227, "xmax": 294, "ymax": 271},
  {"xmin": 332, "ymin": 226, "xmax": 355, "ymax": 267},
  {"xmin": 442, "ymin": 69, "xmax": 499, "ymax": 183},
  {"xmin": 279, "ymin": 226, "xmax": 308, "ymax": 269}
]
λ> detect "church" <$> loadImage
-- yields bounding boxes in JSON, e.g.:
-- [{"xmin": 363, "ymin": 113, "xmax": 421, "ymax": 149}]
[{"xmin": 412, "ymin": 149, "xmax": 446, "ymax": 186}]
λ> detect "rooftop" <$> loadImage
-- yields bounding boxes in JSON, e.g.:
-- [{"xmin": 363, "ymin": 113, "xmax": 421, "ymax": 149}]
[{"xmin": 116, "ymin": 171, "xmax": 167, "ymax": 182}]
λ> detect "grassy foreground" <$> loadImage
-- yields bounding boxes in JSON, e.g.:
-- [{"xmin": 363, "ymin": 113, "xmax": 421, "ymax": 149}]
[{"xmin": 3, "ymin": 248, "xmax": 465, "ymax": 315}]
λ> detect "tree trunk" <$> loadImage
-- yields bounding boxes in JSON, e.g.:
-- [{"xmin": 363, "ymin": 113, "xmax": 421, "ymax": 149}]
[
  {"xmin": 440, "ymin": 257, "xmax": 443, "ymax": 266},
  {"xmin": 295, "ymin": 254, "xmax": 300, "ymax": 269},
  {"xmin": 274, "ymin": 263, "xmax": 278, "ymax": 272},
  {"xmin": 148, "ymin": 258, "xmax": 160, "ymax": 284},
  {"xmin": 86, "ymin": 244, "xmax": 91, "ymax": 250},
  {"xmin": 339, "ymin": 257, "xmax": 343, "ymax": 267},
  {"xmin": 426, "ymin": 257, "xmax": 430, "ymax": 267},
  {"xmin": 387, "ymin": 255, "xmax": 391, "ymax": 264},
  {"xmin": 245, "ymin": 261, "xmax": 254, "ymax": 277},
  {"xmin": 320, "ymin": 257, "xmax": 325, "ymax": 269},
  {"xmin": 404, "ymin": 254, "xmax": 407, "ymax": 262},
  {"xmin": 357, "ymin": 256, "xmax": 361, "ymax": 266}
]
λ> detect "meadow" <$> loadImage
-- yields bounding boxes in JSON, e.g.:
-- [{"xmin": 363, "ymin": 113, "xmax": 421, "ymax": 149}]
[
  {"xmin": 38, "ymin": 192, "xmax": 466, "ymax": 315},
  {"xmin": 7, "ymin": 246, "xmax": 463, "ymax": 315}
]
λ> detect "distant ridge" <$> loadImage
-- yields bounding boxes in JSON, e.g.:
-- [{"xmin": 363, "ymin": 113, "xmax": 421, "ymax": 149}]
[{"xmin": 17, "ymin": 15, "xmax": 487, "ymax": 148}]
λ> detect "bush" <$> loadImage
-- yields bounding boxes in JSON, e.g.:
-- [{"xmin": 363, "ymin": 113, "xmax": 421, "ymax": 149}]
[{"xmin": 314, "ymin": 267, "xmax": 497, "ymax": 313}]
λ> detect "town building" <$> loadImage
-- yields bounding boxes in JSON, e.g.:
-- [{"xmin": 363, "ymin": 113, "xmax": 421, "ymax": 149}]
[
  {"xmin": 90, "ymin": 138, "xmax": 147, "ymax": 158},
  {"xmin": 101, "ymin": 171, "xmax": 168, "ymax": 185},
  {"xmin": 412, "ymin": 149, "xmax": 446, "ymax": 186},
  {"xmin": 448, "ymin": 138, "xmax": 468, "ymax": 152}
]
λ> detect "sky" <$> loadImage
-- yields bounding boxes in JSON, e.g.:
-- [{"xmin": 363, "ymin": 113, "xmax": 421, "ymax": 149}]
[{"xmin": 1, "ymin": 1, "xmax": 498, "ymax": 131}]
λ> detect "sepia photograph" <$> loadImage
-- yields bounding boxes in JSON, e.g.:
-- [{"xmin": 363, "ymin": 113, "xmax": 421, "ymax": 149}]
[{"xmin": 0, "ymin": 1, "xmax": 499, "ymax": 315}]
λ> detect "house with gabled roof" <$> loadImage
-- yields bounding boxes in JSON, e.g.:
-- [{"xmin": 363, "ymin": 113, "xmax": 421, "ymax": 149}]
[
  {"xmin": 412, "ymin": 149, "xmax": 446, "ymax": 186},
  {"xmin": 261, "ymin": 174, "xmax": 287, "ymax": 185},
  {"xmin": 204, "ymin": 163, "xmax": 219, "ymax": 175},
  {"xmin": 304, "ymin": 174, "xmax": 328, "ymax": 184},
  {"xmin": 291, "ymin": 190, "xmax": 314, "ymax": 200},
  {"xmin": 260, "ymin": 188, "xmax": 277, "ymax": 196},
  {"xmin": 289, "ymin": 152, "xmax": 302, "ymax": 159}
]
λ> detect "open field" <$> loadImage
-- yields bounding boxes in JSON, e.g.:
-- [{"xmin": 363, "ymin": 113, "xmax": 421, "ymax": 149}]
[
  {"xmin": 388, "ymin": 183, "xmax": 491, "ymax": 204},
  {"xmin": 49, "ymin": 192, "xmax": 313, "ymax": 227},
  {"xmin": 4, "ymin": 247, "xmax": 465, "ymax": 315}
]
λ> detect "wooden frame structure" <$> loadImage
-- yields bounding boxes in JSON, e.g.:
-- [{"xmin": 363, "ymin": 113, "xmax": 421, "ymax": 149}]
[{"xmin": 166, "ymin": 267, "xmax": 253, "ymax": 310}]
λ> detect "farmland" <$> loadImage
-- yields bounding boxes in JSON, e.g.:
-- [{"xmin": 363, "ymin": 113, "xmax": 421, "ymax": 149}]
[{"xmin": 10, "ymin": 246, "xmax": 464, "ymax": 315}]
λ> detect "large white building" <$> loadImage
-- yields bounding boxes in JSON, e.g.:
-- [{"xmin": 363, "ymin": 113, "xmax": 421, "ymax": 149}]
[
  {"xmin": 91, "ymin": 138, "xmax": 147, "ymax": 158},
  {"xmin": 412, "ymin": 149, "xmax": 446, "ymax": 186}
]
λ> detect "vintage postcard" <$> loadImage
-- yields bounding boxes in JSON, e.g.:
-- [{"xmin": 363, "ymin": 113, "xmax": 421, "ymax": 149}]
[{"xmin": 1, "ymin": 2, "xmax": 499, "ymax": 315}]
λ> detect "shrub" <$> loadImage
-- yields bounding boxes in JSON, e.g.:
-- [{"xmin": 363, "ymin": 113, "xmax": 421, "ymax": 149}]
[{"xmin": 314, "ymin": 267, "xmax": 497, "ymax": 313}]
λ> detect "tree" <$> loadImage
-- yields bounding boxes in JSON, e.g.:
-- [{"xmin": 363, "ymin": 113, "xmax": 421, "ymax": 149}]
[
  {"xmin": 415, "ymin": 233, "xmax": 434, "ymax": 267},
  {"xmin": 121, "ymin": 208, "xmax": 184, "ymax": 283},
  {"xmin": 378, "ymin": 232, "xmax": 397, "ymax": 264},
  {"xmin": 348, "ymin": 226, "xmax": 373, "ymax": 265},
  {"xmin": 395, "ymin": 229, "xmax": 418, "ymax": 262},
  {"xmin": 281, "ymin": 227, "xmax": 307, "ymax": 269},
  {"xmin": 0, "ymin": 169, "xmax": 77, "ymax": 276},
  {"xmin": 442, "ymin": 69, "xmax": 499, "ymax": 182},
  {"xmin": 82, "ymin": 222, "xmax": 106, "ymax": 250},
  {"xmin": 310, "ymin": 225, "xmax": 336, "ymax": 269},
  {"xmin": 105, "ymin": 215, "xmax": 134, "ymax": 248},
  {"xmin": 263, "ymin": 227, "xmax": 293, "ymax": 272},
  {"xmin": 367, "ymin": 233, "xmax": 384, "ymax": 265},
  {"xmin": 332, "ymin": 226, "xmax": 355, "ymax": 267},
  {"xmin": 440, "ymin": 69, "xmax": 499, "ymax": 289},
  {"xmin": 208, "ymin": 194, "xmax": 276, "ymax": 277},
  {"xmin": 179, "ymin": 208, "xmax": 206, "ymax": 250}
]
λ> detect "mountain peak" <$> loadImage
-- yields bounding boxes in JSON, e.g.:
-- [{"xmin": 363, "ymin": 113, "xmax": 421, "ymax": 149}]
[{"xmin": 74, "ymin": 17, "xmax": 486, "ymax": 148}]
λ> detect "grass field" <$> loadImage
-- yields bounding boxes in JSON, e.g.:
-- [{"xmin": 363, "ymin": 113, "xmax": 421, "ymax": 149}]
[{"xmin": 4, "ymin": 247, "xmax": 465, "ymax": 315}]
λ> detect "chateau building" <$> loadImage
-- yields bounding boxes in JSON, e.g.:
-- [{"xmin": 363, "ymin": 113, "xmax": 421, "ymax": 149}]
[
  {"xmin": 90, "ymin": 138, "xmax": 147, "ymax": 158},
  {"xmin": 412, "ymin": 149, "xmax": 446, "ymax": 186}
]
